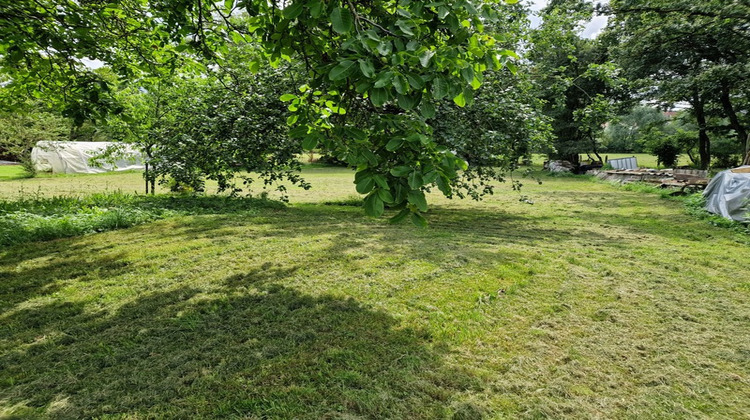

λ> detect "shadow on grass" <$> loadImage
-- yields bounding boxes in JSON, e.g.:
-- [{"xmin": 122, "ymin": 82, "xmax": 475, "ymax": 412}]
[
  {"xmin": 1, "ymin": 273, "xmax": 480, "ymax": 419},
  {"xmin": 0, "ymin": 196, "xmax": 736, "ymax": 418}
]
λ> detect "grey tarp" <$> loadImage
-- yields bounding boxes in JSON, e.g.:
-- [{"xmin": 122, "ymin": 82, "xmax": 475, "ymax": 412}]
[{"xmin": 703, "ymin": 166, "xmax": 750, "ymax": 222}]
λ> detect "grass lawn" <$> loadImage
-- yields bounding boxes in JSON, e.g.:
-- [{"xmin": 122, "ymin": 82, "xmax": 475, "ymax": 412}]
[
  {"xmin": 528, "ymin": 153, "xmax": 694, "ymax": 169},
  {"xmin": 0, "ymin": 165, "xmax": 25, "ymax": 181},
  {"xmin": 1, "ymin": 168, "xmax": 749, "ymax": 419}
]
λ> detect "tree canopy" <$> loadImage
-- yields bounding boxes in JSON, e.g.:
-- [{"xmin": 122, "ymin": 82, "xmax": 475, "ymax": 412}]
[
  {"xmin": 604, "ymin": 0, "xmax": 750, "ymax": 167},
  {"xmin": 2, "ymin": 0, "xmax": 525, "ymax": 224}
]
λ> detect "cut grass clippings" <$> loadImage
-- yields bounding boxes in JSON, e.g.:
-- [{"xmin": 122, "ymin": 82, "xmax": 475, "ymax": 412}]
[{"xmin": 1, "ymin": 168, "xmax": 750, "ymax": 419}]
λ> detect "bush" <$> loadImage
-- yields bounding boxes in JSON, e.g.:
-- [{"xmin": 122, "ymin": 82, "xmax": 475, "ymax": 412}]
[
  {"xmin": 711, "ymin": 136, "xmax": 742, "ymax": 168},
  {"xmin": 650, "ymin": 139, "xmax": 681, "ymax": 168}
]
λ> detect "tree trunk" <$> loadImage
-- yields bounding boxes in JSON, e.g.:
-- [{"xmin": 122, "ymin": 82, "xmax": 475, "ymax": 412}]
[
  {"xmin": 744, "ymin": 133, "xmax": 750, "ymax": 166},
  {"xmin": 693, "ymin": 92, "xmax": 711, "ymax": 169},
  {"xmin": 720, "ymin": 82, "xmax": 749, "ymax": 160}
]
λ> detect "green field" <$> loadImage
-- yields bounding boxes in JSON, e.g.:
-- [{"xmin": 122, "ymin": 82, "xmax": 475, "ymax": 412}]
[
  {"xmin": 0, "ymin": 165, "xmax": 24, "ymax": 180},
  {"xmin": 2, "ymin": 167, "xmax": 749, "ymax": 419}
]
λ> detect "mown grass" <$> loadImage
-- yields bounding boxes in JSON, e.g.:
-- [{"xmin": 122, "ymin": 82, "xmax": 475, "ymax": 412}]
[
  {"xmin": 1, "ymin": 168, "xmax": 750, "ymax": 419},
  {"xmin": 0, "ymin": 166, "xmax": 25, "ymax": 181}
]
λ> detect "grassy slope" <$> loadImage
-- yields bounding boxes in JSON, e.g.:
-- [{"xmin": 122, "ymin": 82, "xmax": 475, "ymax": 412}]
[{"xmin": 1, "ymin": 169, "xmax": 749, "ymax": 419}]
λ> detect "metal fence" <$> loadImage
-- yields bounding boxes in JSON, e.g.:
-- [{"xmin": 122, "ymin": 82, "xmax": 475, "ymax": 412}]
[{"xmin": 609, "ymin": 157, "xmax": 638, "ymax": 170}]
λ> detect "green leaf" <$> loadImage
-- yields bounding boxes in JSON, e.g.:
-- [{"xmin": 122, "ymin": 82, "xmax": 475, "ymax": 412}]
[
  {"xmin": 362, "ymin": 149, "xmax": 378, "ymax": 165},
  {"xmin": 377, "ymin": 41, "xmax": 393, "ymax": 56},
  {"xmin": 289, "ymin": 126, "xmax": 309, "ymax": 138},
  {"xmin": 365, "ymin": 29, "xmax": 381, "ymax": 41},
  {"xmin": 408, "ymin": 190, "xmax": 428, "ymax": 212},
  {"xmin": 392, "ymin": 75, "xmax": 407, "ymax": 94},
  {"xmin": 280, "ymin": 93, "xmax": 297, "ymax": 102},
  {"xmin": 330, "ymin": 7, "xmax": 353, "ymax": 34},
  {"xmin": 437, "ymin": 6, "xmax": 450, "ymax": 19},
  {"xmin": 356, "ymin": 176, "xmax": 375, "ymax": 194},
  {"xmin": 390, "ymin": 166, "xmax": 412, "ymax": 177},
  {"xmin": 471, "ymin": 76, "xmax": 481, "ymax": 90},
  {"xmin": 373, "ymin": 174, "xmax": 388, "ymax": 189},
  {"xmin": 356, "ymin": 81, "xmax": 372, "ymax": 94},
  {"xmin": 302, "ymin": 135, "xmax": 319, "ymax": 150},
  {"xmin": 359, "ymin": 59, "xmax": 375, "ymax": 78},
  {"xmin": 329, "ymin": 60, "xmax": 357, "ymax": 81},
  {"xmin": 453, "ymin": 91, "xmax": 467, "ymax": 107},
  {"xmin": 423, "ymin": 170, "xmax": 439, "ymax": 184},
  {"xmin": 499, "ymin": 49, "xmax": 520, "ymax": 60},
  {"xmin": 344, "ymin": 127, "xmax": 368, "ymax": 141},
  {"xmin": 308, "ymin": 0, "xmax": 323, "ymax": 17},
  {"xmin": 282, "ymin": 1, "xmax": 304, "ymax": 19},
  {"xmin": 369, "ymin": 88, "xmax": 389, "ymax": 107},
  {"xmin": 436, "ymin": 175, "xmax": 452, "ymax": 196},
  {"xmin": 408, "ymin": 171, "xmax": 424, "ymax": 190},
  {"xmin": 406, "ymin": 74, "xmax": 425, "ymax": 90},
  {"xmin": 462, "ymin": 87, "xmax": 474, "ymax": 106},
  {"xmin": 419, "ymin": 50, "xmax": 435, "ymax": 67},
  {"xmin": 377, "ymin": 188, "xmax": 394, "ymax": 203},
  {"xmin": 506, "ymin": 61, "xmax": 518, "ymax": 74},
  {"xmin": 390, "ymin": 208, "xmax": 411, "ymax": 224},
  {"xmin": 396, "ymin": 20, "xmax": 414, "ymax": 36},
  {"xmin": 385, "ymin": 138, "xmax": 404, "ymax": 151},
  {"xmin": 364, "ymin": 193, "xmax": 385, "ymax": 217},
  {"xmin": 432, "ymin": 77, "xmax": 448, "ymax": 99},
  {"xmin": 397, "ymin": 93, "xmax": 420, "ymax": 110},
  {"xmin": 460, "ymin": 66, "xmax": 475, "ymax": 84},
  {"xmin": 419, "ymin": 101, "xmax": 436, "ymax": 119}
]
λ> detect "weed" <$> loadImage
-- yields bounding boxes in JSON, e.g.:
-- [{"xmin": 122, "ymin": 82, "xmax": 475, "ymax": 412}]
[{"xmin": 0, "ymin": 192, "xmax": 284, "ymax": 246}]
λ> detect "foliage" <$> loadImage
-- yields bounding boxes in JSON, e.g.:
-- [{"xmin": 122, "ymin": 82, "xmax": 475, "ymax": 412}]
[
  {"xmin": 148, "ymin": 70, "xmax": 310, "ymax": 198},
  {"xmin": 2, "ymin": 0, "xmax": 524, "ymax": 224},
  {"xmin": 710, "ymin": 136, "xmax": 743, "ymax": 169},
  {"xmin": 604, "ymin": 0, "xmax": 750, "ymax": 168},
  {"xmin": 432, "ymin": 68, "xmax": 552, "ymax": 200},
  {"xmin": 646, "ymin": 136, "xmax": 680, "ymax": 168},
  {"xmin": 602, "ymin": 106, "xmax": 667, "ymax": 153},
  {"xmin": 0, "ymin": 105, "xmax": 68, "ymax": 176},
  {"xmin": 529, "ymin": 0, "xmax": 627, "ymax": 165}
]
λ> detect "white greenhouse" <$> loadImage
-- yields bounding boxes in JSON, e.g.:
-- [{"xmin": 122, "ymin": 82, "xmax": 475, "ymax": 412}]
[{"xmin": 31, "ymin": 141, "xmax": 144, "ymax": 174}]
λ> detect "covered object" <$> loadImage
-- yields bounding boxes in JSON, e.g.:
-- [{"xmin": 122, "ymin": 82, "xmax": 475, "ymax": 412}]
[
  {"xmin": 31, "ymin": 141, "xmax": 144, "ymax": 174},
  {"xmin": 703, "ymin": 166, "xmax": 750, "ymax": 222}
]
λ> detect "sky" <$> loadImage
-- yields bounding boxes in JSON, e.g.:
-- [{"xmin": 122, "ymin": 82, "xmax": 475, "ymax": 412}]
[{"xmin": 527, "ymin": 0, "xmax": 609, "ymax": 39}]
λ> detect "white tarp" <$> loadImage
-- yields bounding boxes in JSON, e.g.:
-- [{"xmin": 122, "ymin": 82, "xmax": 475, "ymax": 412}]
[
  {"xmin": 703, "ymin": 166, "xmax": 750, "ymax": 222},
  {"xmin": 31, "ymin": 141, "xmax": 144, "ymax": 174}
]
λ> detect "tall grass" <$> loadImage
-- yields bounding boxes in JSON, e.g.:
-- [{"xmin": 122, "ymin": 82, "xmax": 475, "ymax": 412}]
[{"xmin": 0, "ymin": 191, "xmax": 284, "ymax": 246}]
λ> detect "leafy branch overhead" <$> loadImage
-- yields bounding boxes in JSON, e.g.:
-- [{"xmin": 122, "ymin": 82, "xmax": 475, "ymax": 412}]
[
  {"xmin": 242, "ymin": 0, "xmax": 521, "ymax": 223},
  {"xmin": 1, "ymin": 0, "xmax": 522, "ymax": 224}
]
